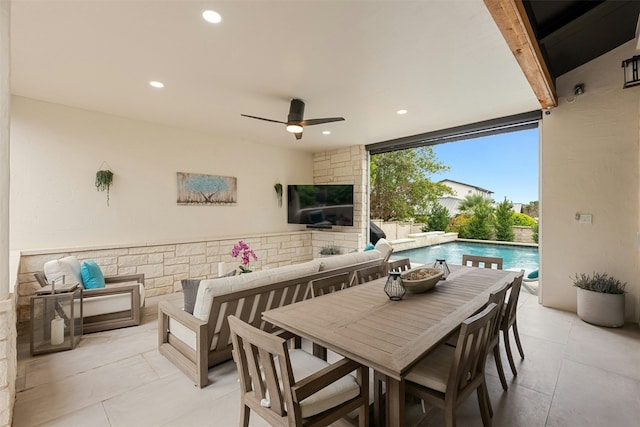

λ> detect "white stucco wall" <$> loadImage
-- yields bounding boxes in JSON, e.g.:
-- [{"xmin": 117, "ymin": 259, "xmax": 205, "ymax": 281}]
[
  {"xmin": 10, "ymin": 97, "xmax": 314, "ymax": 251},
  {"xmin": 541, "ymin": 40, "xmax": 640, "ymax": 322}
]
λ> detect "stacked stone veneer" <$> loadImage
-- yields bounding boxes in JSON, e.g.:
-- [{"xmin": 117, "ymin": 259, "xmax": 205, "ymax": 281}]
[
  {"xmin": 15, "ymin": 232, "xmax": 317, "ymax": 324},
  {"xmin": 0, "ymin": 296, "xmax": 15, "ymax": 427},
  {"xmin": 313, "ymin": 146, "xmax": 369, "ymax": 250}
]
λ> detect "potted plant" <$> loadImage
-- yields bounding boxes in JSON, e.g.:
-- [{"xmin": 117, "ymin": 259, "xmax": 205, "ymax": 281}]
[
  {"xmin": 274, "ymin": 182, "xmax": 283, "ymax": 207},
  {"xmin": 95, "ymin": 169, "xmax": 114, "ymax": 206},
  {"xmin": 319, "ymin": 245, "xmax": 341, "ymax": 257},
  {"xmin": 573, "ymin": 272, "xmax": 626, "ymax": 327}
]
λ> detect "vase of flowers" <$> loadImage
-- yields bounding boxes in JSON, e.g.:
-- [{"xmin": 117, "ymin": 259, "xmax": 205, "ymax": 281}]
[{"xmin": 231, "ymin": 240, "xmax": 258, "ymax": 273}]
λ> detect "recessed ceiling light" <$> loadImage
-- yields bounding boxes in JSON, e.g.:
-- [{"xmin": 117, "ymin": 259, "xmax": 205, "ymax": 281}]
[
  {"xmin": 322, "ymin": 131, "xmax": 331, "ymax": 135},
  {"xmin": 149, "ymin": 81, "xmax": 164, "ymax": 88},
  {"xmin": 396, "ymin": 109, "xmax": 408, "ymax": 115},
  {"xmin": 202, "ymin": 10, "xmax": 222, "ymax": 24}
]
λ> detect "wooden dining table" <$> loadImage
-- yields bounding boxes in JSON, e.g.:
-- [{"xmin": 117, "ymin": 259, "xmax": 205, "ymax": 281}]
[{"xmin": 262, "ymin": 265, "xmax": 519, "ymax": 426}]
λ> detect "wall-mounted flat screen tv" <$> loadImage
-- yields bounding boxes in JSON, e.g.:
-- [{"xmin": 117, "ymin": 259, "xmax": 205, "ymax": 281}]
[{"xmin": 287, "ymin": 184, "xmax": 354, "ymax": 227}]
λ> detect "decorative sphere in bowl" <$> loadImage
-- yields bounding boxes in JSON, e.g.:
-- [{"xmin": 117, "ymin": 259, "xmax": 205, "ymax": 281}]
[{"xmin": 400, "ymin": 268, "xmax": 444, "ymax": 293}]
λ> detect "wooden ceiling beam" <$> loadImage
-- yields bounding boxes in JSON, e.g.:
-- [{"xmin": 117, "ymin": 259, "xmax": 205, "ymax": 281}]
[{"xmin": 484, "ymin": 0, "xmax": 558, "ymax": 109}]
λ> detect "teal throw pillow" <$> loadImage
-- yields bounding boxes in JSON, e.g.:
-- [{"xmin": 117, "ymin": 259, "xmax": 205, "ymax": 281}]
[
  {"xmin": 81, "ymin": 261, "xmax": 106, "ymax": 289},
  {"xmin": 364, "ymin": 243, "xmax": 375, "ymax": 251},
  {"xmin": 527, "ymin": 269, "xmax": 539, "ymax": 279}
]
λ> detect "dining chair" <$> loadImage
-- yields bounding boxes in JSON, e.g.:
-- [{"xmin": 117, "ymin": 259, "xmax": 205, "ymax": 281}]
[
  {"xmin": 309, "ymin": 272, "xmax": 351, "ymax": 360},
  {"xmin": 502, "ymin": 270, "xmax": 525, "ymax": 377},
  {"xmin": 462, "ymin": 254, "xmax": 503, "ymax": 270},
  {"xmin": 404, "ymin": 303, "xmax": 499, "ymax": 427},
  {"xmin": 485, "ymin": 281, "xmax": 511, "ymax": 409},
  {"xmin": 228, "ymin": 315, "xmax": 369, "ymax": 427},
  {"xmin": 387, "ymin": 257, "xmax": 412, "ymax": 273},
  {"xmin": 354, "ymin": 263, "xmax": 386, "ymax": 285},
  {"xmin": 310, "ymin": 272, "xmax": 351, "ymax": 297}
]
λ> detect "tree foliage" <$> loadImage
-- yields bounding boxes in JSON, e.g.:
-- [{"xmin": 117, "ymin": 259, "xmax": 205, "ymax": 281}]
[
  {"xmin": 522, "ymin": 200, "xmax": 539, "ymax": 218},
  {"xmin": 370, "ymin": 147, "xmax": 450, "ymax": 221},
  {"xmin": 532, "ymin": 222, "xmax": 539, "ymax": 243},
  {"xmin": 458, "ymin": 194, "xmax": 490, "ymax": 214},
  {"xmin": 494, "ymin": 198, "xmax": 515, "ymax": 241},
  {"xmin": 424, "ymin": 203, "xmax": 450, "ymax": 231}
]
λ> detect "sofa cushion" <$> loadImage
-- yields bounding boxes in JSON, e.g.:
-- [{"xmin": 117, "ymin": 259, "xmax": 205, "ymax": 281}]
[
  {"xmin": 192, "ymin": 260, "xmax": 322, "ymax": 322},
  {"xmin": 81, "ymin": 261, "xmax": 106, "ymax": 289},
  {"xmin": 319, "ymin": 249, "xmax": 381, "ymax": 271},
  {"xmin": 181, "ymin": 279, "xmax": 202, "ymax": 315},
  {"xmin": 374, "ymin": 238, "xmax": 393, "ymax": 261},
  {"xmin": 44, "ymin": 256, "xmax": 84, "ymax": 287}
]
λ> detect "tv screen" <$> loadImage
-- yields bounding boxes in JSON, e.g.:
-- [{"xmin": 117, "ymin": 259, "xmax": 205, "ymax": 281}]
[{"xmin": 287, "ymin": 185, "xmax": 354, "ymax": 227}]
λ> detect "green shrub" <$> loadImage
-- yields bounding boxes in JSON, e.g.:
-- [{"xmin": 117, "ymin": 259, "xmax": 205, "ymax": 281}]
[
  {"xmin": 494, "ymin": 198, "xmax": 514, "ymax": 241},
  {"xmin": 466, "ymin": 203, "xmax": 493, "ymax": 240},
  {"xmin": 512, "ymin": 213, "xmax": 537, "ymax": 227},
  {"xmin": 448, "ymin": 214, "xmax": 471, "ymax": 238},
  {"xmin": 532, "ymin": 223, "xmax": 539, "ymax": 243}
]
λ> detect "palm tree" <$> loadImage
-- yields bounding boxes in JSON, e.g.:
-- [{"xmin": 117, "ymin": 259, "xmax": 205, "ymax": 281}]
[{"xmin": 458, "ymin": 194, "xmax": 492, "ymax": 214}]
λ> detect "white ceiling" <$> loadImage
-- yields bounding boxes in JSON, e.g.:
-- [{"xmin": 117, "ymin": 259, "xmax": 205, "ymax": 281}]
[{"xmin": 10, "ymin": 0, "xmax": 541, "ymax": 152}]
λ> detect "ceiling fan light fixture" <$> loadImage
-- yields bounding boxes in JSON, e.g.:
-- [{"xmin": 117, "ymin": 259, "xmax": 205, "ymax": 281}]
[
  {"xmin": 286, "ymin": 124, "xmax": 303, "ymax": 133},
  {"xmin": 202, "ymin": 10, "xmax": 222, "ymax": 24}
]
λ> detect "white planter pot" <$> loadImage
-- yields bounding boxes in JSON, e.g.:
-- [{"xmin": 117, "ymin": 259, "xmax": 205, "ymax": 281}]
[{"xmin": 576, "ymin": 288, "xmax": 625, "ymax": 327}]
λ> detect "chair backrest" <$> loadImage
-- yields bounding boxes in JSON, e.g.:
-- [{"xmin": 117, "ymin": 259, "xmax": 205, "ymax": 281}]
[
  {"xmin": 387, "ymin": 258, "xmax": 411, "ymax": 274},
  {"xmin": 311, "ymin": 272, "xmax": 351, "ymax": 297},
  {"xmin": 355, "ymin": 264, "xmax": 386, "ymax": 285},
  {"xmin": 449, "ymin": 302, "xmax": 498, "ymax": 395},
  {"xmin": 502, "ymin": 270, "xmax": 524, "ymax": 330},
  {"xmin": 228, "ymin": 315, "xmax": 299, "ymax": 425},
  {"xmin": 461, "ymin": 255, "xmax": 503, "ymax": 270},
  {"xmin": 487, "ymin": 282, "xmax": 510, "ymax": 346}
]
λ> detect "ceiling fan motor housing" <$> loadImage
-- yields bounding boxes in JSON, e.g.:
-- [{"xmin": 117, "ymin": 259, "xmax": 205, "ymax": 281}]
[{"xmin": 287, "ymin": 98, "xmax": 305, "ymax": 123}]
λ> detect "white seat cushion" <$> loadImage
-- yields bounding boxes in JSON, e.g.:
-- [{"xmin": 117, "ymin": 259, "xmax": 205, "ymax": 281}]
[
  {"xmin": 168, "ymin": 317, "xmax": 197, "ymax": 349},
  {"xmin": 288, "ymin": 349, "xmax": 361, "ymax": 418},
  {"xmin": 43, "ymin": 256, "xmax": 83, "ymax": 286},
  {"xmin": 405, "ymin": 345, "xmax": 455, "ymax": 393},
  {"xmin": 319, "ymin": 250, "xmax": 381, "ymax": 271}
]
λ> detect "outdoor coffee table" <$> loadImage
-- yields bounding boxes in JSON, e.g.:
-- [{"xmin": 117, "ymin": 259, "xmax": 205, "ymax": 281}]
[{"xmin": 263, "ymin": 265, "xmax": 518, "ymax": 426}]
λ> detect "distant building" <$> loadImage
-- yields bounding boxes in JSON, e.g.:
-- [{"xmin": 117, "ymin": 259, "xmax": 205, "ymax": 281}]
[
  {"xmin": 436, "ymin": 179, "xmax": 494, "ymax": 217},
  {"xmin": 439, "ymin": 179, "xmax": 493, "ymax": 199}
]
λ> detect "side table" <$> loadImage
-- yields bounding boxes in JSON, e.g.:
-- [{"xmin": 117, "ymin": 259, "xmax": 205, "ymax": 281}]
[{"xmin": 30, "ymin": 286, "xmax": 83, "ymax": 355}]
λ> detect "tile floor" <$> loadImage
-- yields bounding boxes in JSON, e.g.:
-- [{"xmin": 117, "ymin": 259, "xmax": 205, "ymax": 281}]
[{"xmin": 13, "ymin": 289, "xmax": 640, "ymax": 426}]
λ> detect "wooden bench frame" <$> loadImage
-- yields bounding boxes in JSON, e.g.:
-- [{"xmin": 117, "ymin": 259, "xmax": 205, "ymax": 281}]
[
  {"xmin": 158, "ymin": 258, "xmax": 387, "ymax": 388},
  {"xmin": 34, "ymin": 272, "xmax": 145, "ymax": 333}
]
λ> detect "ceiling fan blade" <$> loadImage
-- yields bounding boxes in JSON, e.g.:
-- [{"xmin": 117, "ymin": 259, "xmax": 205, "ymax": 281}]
[
  {"xmin": 240, "ymin": 114, "xmax": 286, "ymax": 125},
  {"xmin": 300, "ymin": 117, "xmax": 345, "ymax": 126},
  {"xmin": 294, "ymin": 131, "xmax": 303, "ymax": 140}
]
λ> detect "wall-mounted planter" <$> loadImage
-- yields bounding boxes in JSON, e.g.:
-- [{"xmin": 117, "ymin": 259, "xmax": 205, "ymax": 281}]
[{"xmin": 576, "ymin": 288, "xmax": 625, "ymax": 327}]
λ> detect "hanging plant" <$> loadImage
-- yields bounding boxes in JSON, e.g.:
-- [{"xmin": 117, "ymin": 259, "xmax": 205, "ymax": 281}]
[
  {"xmin": 95, "ymin": 169, "xmax": 114, "ymax": 206},
  {"xmin": 274, "ymin": 182, "xmax": 283, "ymax": 207}
]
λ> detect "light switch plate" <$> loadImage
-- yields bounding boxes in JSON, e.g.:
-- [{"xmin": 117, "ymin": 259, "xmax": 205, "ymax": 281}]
[{"xmin": 579, "ymin": 214, "xmax": 592, "ymax": 224}]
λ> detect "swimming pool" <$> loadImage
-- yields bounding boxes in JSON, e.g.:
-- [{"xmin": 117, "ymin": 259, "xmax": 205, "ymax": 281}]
[{"xmin": 396, "ymin": 241, "xmax": 538, "ymax": 271}]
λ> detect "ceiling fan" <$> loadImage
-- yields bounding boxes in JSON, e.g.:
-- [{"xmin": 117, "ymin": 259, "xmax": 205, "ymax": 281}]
[{"xmin": 241, "ymin": 98, "xmax": 344, "ymax": 140}]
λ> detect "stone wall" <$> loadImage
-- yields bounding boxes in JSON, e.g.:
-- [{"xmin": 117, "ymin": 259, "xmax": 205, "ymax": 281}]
[
  {"xmin": 16, "ymin": 232, "xmax": 315, "ymax": 324},
  {"xmin": 313, "ymin": 145, "xmax": 369, "ymax": 250},
  {"xmin": 513, "ymin": 226, "xmax": 535, "ymax": 244},
  {"xmin": 372, "ymin": 219, "xmax": 425, "ymax": 241},
  {"xmin": 0, "ymin": 297, "xmax": 15, "ymax": 427}
]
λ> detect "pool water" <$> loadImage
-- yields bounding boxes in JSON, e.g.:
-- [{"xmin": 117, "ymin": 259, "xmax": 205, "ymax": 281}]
[{"xmin": 396, "ymin": 241, "xmax": 538, "ymax": 271}]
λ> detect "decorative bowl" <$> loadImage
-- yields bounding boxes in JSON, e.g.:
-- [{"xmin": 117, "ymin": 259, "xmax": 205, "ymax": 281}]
[{"xmin": 400, "ymin": 268, "xmax": 444, "ymax": 293}]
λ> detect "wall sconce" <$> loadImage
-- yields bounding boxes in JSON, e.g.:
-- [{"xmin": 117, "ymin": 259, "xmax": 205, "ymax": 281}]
[{"xmin": 622, "ymin": 56, "xmax": 640, "ymax": 88}]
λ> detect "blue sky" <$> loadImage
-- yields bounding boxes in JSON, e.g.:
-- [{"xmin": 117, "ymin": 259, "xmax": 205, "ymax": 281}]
[{"xmin": 429, "ymin": 128, "xmax": 539, "ymax": 204}]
